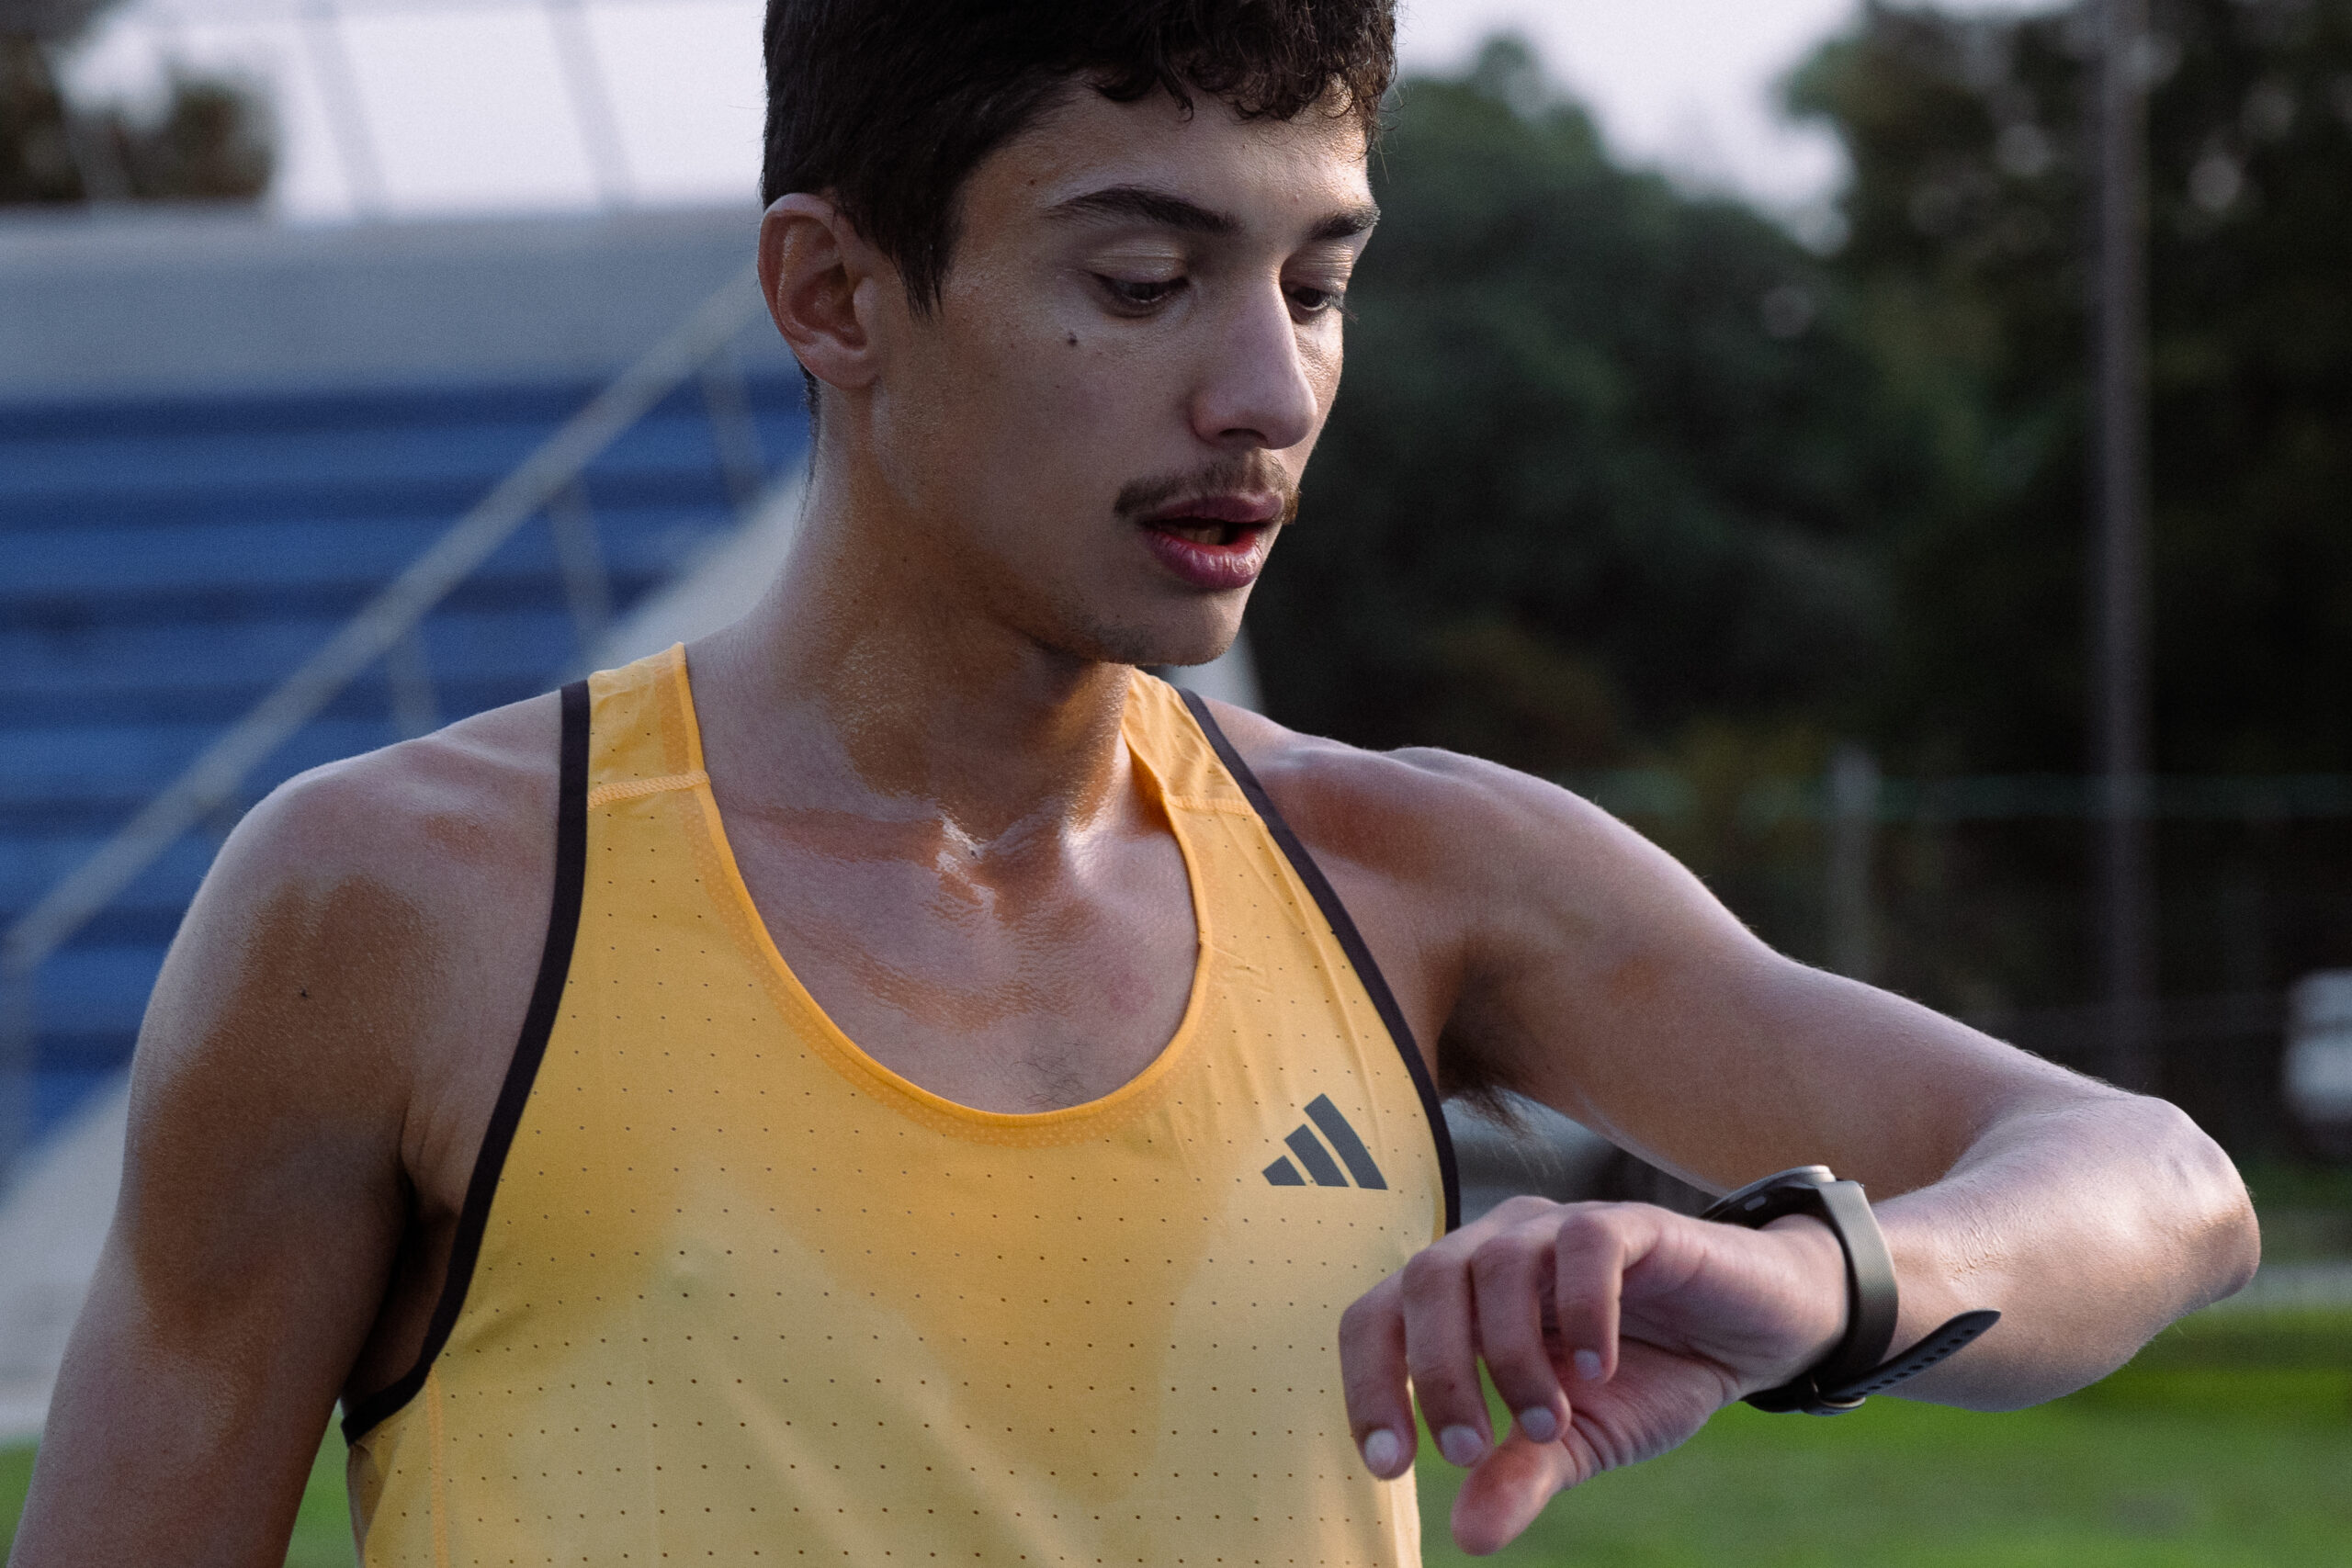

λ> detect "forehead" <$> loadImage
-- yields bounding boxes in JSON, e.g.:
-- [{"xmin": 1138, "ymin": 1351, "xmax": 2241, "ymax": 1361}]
[{"xmin": 963, "ymin": 82, "xmax": 1374, "ymax": 240}]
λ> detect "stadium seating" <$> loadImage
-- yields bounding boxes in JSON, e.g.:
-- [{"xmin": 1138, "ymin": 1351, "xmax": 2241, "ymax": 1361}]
[{"xmin": 1, "ymin": 373, "xmax": 808, "ymax": 1140}]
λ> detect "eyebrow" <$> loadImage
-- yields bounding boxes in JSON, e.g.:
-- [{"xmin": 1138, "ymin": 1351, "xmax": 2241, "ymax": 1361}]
[
  {"xmin": 1046, "ymin": 184, "xmax": 1380, "ymax": 244},
  {"xmin": 1306, "ymin": 203, "xmax": 1382, "ymax": 243}
]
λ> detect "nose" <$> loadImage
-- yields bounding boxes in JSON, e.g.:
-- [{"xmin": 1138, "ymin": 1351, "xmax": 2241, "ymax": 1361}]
[{"xmin": 1188, "ymin": 281, "xmax": 1321, "ymax": 454}]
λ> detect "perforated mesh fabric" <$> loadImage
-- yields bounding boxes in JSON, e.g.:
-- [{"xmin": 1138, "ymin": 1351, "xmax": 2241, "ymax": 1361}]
[{"xmin": 347, "ymin": 648, "xmax": 1443, "ymax": 1566}]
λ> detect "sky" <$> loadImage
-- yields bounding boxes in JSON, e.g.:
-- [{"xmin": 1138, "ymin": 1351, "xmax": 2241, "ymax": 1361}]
[{"xmin": 60, "ymin": 0, "xmax": 2057, "ymax": 229}]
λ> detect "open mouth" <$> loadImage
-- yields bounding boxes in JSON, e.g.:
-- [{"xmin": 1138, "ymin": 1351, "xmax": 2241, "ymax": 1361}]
[
  {"xmin": 1148, "ymin": 517, "xmax": 1264, "ymax": 549},
  {"xmin": 1121, "ymin": 479, "xmax": 1291, "ymax": 592},
  {"xmin": 1137, "ymin": 513, "xmax": 1278, "ymax": 591}
]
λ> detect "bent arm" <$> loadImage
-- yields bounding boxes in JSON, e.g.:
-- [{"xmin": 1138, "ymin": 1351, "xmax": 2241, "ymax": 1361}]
[
  {"xmin": 1441, "ymin": 757, "xmax": 2259, "ymax": 1404},
  {"xmin": 1865, "ymin": 1061, "xmax": 2253, "ymax": 1406},
  {"xmin": 10, "ymin": 782, "xmax": 424, "ymax": 1566}
]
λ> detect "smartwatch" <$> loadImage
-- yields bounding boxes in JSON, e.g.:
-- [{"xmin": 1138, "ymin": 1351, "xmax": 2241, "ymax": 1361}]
[{"xmin": 1702, "ymin": 1165, "xmax": 2001, "ymax": 1415}]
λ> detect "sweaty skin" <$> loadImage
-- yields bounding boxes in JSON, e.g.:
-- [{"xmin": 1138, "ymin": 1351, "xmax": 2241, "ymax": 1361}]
[
  {"xmin": 14, "ymin": 701, "xmax": 555, "ymax": 1563},
  {"xmin": 15, "ymin": 82, "xmax": 2257, "ymax": 1564}
]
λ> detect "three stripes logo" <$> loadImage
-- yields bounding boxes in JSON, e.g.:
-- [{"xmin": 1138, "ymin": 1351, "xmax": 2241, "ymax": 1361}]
[{"xmin": 1263, "ymin": 1094, "xmax": 1386, "ymax": 1190}]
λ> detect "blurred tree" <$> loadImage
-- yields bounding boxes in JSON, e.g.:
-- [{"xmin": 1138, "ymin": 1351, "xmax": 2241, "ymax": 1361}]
[
  {"xmin": 1787, "ymin": 0, "xmax": 2352, "ymax": 1055},
  {"xmin": 1252, "ymin": 38, "xmax": 1934, "ymax": 777},
  {"xmin": 1792, "ymin": 0, "xmax": 2352, "ymax": 774},
  {"xmin": 2, "ymin": 0, "xmax": 271, "ymax": 204},
  {"xmin": 1253, "ymin": 16, "xmax": 2352, "ymax": 1045}
]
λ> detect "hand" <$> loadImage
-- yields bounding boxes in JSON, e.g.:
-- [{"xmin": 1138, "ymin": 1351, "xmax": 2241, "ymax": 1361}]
[{"xmin": 1338, "ymin": 1195, "xmax": 1849, "ymax": 1555}]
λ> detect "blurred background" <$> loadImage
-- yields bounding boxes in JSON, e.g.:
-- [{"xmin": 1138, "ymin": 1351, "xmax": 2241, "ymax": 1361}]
[{"xmin": 3, "ymin": 0, "xmax": 2350, "ymax": 1560}]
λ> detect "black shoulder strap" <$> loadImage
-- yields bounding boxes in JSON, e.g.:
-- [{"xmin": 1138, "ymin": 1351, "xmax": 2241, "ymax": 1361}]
[
  {"xmin": 344, "ymin": 679, "xmax": 592, "ymax": 1440},
  {"xmin": 1176, "ymin": 687, "xmax": 1461, "ymax": 1233}
]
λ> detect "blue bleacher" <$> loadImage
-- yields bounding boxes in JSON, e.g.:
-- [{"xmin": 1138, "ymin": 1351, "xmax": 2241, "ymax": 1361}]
[{"xmin": 2, "ymin": 374, "xmax": 809, "ymax": 1138}]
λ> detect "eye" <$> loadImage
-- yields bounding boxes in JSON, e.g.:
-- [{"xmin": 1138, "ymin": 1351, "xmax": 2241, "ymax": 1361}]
[
  {"xmin": 1287, "ymin": 284, "xmax": 1349, "ymax": 321},
  {"xmin": 1096, "ymin": 275, "xmax": 1185, "ymax": 312}
]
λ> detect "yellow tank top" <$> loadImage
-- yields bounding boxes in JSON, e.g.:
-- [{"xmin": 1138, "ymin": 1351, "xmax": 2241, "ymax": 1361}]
[{"xmin": 344, "ymin": 647, "xmax": 1457, "ymax": 1566}]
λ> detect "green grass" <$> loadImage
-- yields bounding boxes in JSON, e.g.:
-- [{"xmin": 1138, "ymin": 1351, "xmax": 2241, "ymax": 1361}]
[
  {"xmin": 282, "ymin": 1433, "xmax": 356, "ymax": 1568},
  {"xmin": 5, "ymin": 1314, "xmax": 2348, "ymax": 1566},
  {"xmin": 1418, "ymin": 1309, "xmax": 2352, "ymax": 1567},
  {"xmin": 0, "ymin": 1446, "xmax": 29, "ymax": 1552},
  {"xmin": 1417, "ymin": 1383, "xmax": 2352, "ymax": 1567}
]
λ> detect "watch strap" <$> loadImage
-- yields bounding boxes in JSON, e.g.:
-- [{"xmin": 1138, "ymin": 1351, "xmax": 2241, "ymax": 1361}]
[
  {"xmin": 1819, "ymin": 1307, "xmax": 2003, "ymax": 1404},
  {"xmin": 1702, "ymin": 1165, "xmax": 1997, "ymax": 1416}
]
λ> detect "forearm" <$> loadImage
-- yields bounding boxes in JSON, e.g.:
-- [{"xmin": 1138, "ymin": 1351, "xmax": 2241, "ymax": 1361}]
[{"xmin": 1873, "ymin": 1089, "xmax": 2258, "ymax": 1409}]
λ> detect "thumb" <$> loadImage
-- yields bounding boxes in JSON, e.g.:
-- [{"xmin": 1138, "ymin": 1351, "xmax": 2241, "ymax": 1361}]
[{"xmin": 1448, "ymin": 1431, "xmax": 1578, "ymax": 1556}]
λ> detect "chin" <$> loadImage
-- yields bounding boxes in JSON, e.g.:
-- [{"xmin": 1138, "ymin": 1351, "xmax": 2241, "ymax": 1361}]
[{"xmin": 1050, "ymin": 596, "xmax": 1243, "ymax": 672}]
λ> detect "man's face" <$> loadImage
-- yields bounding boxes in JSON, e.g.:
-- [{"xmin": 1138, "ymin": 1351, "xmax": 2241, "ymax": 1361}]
[{"xmin": 863, "ymin": 83, "xmax": 1376, "ymax": 669}]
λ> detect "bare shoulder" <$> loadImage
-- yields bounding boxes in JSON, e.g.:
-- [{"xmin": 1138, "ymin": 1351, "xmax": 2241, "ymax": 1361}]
[
  {"xmin": 1197, "ymin": 696, "xmax": 1695, "ymax": 919},
  {"xmin": 209, "ymin": 690, "xmax": 562, "ymax": 913},
  {"xmin": 161, "ymin": 686, "xmax": 567, "ymax": 1049},
  {"xmin": 1194, "ymin": 695, "xmax": 1779, "ymax": 1109},
  {"xmin": 137, "ymin": 690, "xmax": 568, "ymax": 1186}
]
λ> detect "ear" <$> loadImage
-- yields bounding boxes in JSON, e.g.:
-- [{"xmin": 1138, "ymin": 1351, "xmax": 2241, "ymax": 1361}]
[{"xmin": 759, "ymin": 194, "xmax": 886, "ymax": 393}]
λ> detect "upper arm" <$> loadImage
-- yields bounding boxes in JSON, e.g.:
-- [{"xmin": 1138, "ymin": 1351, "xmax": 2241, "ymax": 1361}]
[
  {"xmin": 1213, "ymin": 703, "xmax": 2108, "ymax": 1201},
  {"xmin": 1431, "ymin": 767, "xmax": 2106, "ymax": 1195},
  {"xmin": 13, "ymin": 703, "xmax": 553, "ymax": 1563}
]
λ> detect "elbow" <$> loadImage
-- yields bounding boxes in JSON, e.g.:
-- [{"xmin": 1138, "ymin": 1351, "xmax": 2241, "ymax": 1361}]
[
  {"xmin": 2204, "ymin": 1172, "xmax": 2262, "ymax": 1308},
  {"xmin": 2141, "ymin": 1095, "xmax": 2261, "ymax": 1310}
]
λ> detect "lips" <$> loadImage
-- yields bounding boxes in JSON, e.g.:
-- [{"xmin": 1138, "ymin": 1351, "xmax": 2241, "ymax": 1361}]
[{"xmin": 1136, "ymin": 491, "xmax": 1283, "ymax": 592}]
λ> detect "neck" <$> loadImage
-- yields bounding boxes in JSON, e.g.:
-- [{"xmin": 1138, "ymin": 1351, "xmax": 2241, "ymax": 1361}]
[{"xmin": 692, "ymin": 455, "xmax": 1136, "ymax": 849}]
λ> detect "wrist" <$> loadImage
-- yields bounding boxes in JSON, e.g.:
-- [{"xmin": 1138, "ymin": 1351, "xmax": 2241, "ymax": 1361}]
[
  {"xmin": 1706, "ymin": 1165, "xmax": 2001, "ymax": 1414},
  {"xmin": 1868, "ymin": 1200, "xmax": 1980, "ymax": 1371},
  {"xmin": 1762, "ymin": 1213, "xmax": 1849, "ymax": 1380}
]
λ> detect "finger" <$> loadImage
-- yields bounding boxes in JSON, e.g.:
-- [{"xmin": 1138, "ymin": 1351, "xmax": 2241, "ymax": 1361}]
[
  {"xmin": 1468, "ymin": 1208, "xmax": 1567, "ymax": 1445},
  {"xmin": 1449, "ymin": 1428, "xmax": 1577, "ymax": 1557},
  {"xmin": 1549, "ymin": 1203, "xmax": 1651, "ymax": 1385},
  {"xmin": 1337, "ymin": 1277, "xmax": 1417, "ymax": 1479},
  {"xmin": 1399, "ymin": 1241, "xmax": 1493, "ymax": 1468}
]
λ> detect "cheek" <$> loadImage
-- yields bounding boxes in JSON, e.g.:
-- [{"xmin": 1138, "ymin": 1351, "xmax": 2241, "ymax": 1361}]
[
  {"xmin": 893, "ymin": 315, "xmax": 1136, "ymax": 549},
  {"xmin": 949, "ymin": 306, "xmax": 1161, "ymax": 469}
]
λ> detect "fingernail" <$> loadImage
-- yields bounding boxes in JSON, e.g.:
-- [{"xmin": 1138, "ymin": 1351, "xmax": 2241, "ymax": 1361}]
[
  {"xmin": 1517, "ymin": 1406, "xmax": 1560, "ymax": 1443},
  {"xmin": 1574, "ymin": 1348, "xmax": 1605, "ymax": 1382},
  {"xmin": 1438, "ymin": 1424, "xmax": 1487, "ymax": 1467},
  {"xmin": 1362, "ymin": 1427, "xmax": 1403, "ymax": 1474}
]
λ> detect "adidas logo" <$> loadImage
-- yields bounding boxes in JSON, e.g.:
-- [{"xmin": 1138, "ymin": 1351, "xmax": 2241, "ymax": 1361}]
[{"xmin": 1262, "ymin": 1094, "xmax": 1387, "ymax": 1190}]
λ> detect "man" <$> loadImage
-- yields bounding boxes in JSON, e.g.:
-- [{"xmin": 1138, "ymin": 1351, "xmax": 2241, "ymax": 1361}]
[{"xmin": 14, "ymin": 2, "xmax": 2256, "ymax": 1562}]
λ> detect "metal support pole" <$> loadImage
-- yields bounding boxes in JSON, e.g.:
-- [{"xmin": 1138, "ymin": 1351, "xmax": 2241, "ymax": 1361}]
[
  {"xmin": 698, "ymin": 345, "xmax": 768, "ymax": 519},
  {"xmin": 0, "ymin": 966, "xmax": 31, "ymax": 1190},
  {"xmin": 2092, "ymin": 0, "xmax": 2156, "ymax": 1090},
  {"xmin": 0, "ymin": 268, "xmax": 766, "ymax": 1043},
  {"xmin": 1827, "ymin": 744, "xmax": 1880, "ymax": 985},
  {"xmin": 543, "ymin": 0, "xmax": 632, "ymax": 209},
  {"xmin": 548, "ymin": 479, "xmax": 614, "ymax": 656},
  {"xmin": 386, "ymin": 626, "xmax": 440, "ymax": 739},
  {"xmin": 38, "ymin": 39, "xmax": 132, "ymax": 202},
  {"xmin": 301, "ymin": 0, "xmax": 390, "ymax": 217}
]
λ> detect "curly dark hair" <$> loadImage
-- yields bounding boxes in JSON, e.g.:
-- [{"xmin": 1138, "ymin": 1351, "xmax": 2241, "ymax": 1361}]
[{"xmin": 761, "ymin": 0, "xmax": 1396, "ymax": 312}]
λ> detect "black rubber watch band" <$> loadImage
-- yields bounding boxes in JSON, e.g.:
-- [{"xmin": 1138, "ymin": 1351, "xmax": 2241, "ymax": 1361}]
[
  {"xmin": 1702, "ymin": 1165, "xmax": 2000, "ymax": 1416},
  {"xmin": 1818, "ymin": 1308, "xmax": 2002, "ymax": 1402}
]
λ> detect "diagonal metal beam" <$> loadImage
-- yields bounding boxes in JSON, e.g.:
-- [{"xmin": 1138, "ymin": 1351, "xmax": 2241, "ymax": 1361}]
[{"xmin": 0, "ymin": 263, "xmax": 763, "ymax": 992}]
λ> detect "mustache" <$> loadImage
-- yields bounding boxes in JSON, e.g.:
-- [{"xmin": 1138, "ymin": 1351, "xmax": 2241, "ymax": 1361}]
[{"xmin": 1112, "ymin": 457, "xmax": 1300, "ymax": 526}]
